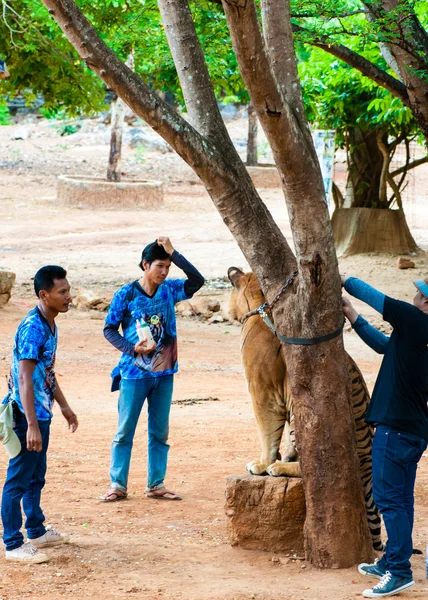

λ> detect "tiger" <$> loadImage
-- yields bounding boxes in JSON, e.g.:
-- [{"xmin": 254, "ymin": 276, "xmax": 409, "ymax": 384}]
[{"xmin": 227, "ymin": 266, "xmax": 383, "ymax": 551}]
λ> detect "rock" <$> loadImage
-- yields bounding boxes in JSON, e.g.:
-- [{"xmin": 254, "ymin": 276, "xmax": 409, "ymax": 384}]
[
  {"xmin": 396, "ymin": 257, "xmax": 415, "ymax": 269},
  {"xmin": 218, "ymin": 103, "xmax": 238, "ymax": 122},
  {"xmin": 75, "ymin": 290, "xmax": 110, "ymax": 311},
  {"xmin": 225, "ymin": 474, "xmax": 305, "ymax": 554},
  {"xmin": 189, "ymin": 296, "xmax": 221, "ymax": 317},
  {"xmin": 10, "ymin": 127, "xmax": 31, "ymax": 140},
  {"xmin": 126, "ymin": 128, "xmax": 172, "ymax": 153},
  {"xmin": 0, "ymin": 269, "xmax": 16, "ymax": 306},
  {"xmin": 175, "ymin": 300, "xmax": 195, "ymax": 318},
  {"xmin": 209, "ymin": 312, "xmax": 224, "ymax": 324}
]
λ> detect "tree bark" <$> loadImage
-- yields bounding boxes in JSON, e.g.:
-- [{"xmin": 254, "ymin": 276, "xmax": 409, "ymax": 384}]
[
  {"xmin": 41, "ymin": 0, "xmax": 373, "ymax": 567},
  {"xmin": 107, "ymin": 94, "xmax": 126, "ymax": 182},
  {"xmin": 246, "ymin": 103, "xmax": 258, "ymax": 166}
]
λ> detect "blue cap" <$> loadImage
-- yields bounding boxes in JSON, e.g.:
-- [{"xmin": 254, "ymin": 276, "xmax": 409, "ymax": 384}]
[{"xmin": 413, "ymin": 279, "xmax": 428, "ymax": 298}]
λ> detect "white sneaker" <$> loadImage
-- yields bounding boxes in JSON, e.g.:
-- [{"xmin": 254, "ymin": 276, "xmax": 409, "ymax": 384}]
[
  {"xmin": 30, "ymin": 526, "xmax": 70, "ymax": 548},
  {"xmin": 5, "ymin": 542, "xmax": 49, "ymax": 563}
]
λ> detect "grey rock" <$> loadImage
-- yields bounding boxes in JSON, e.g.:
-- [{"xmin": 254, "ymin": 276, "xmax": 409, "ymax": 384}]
[
  {"xmin": 218, "ymin": 103, "xmax": 238, "ymax": 122},
  {"xmin": 127, "ymin": 128, "xmax": 172, "ymax": 153},
  {"xmin": 10, "ymin": 127, "xmax": 31, "ymax": 140}
]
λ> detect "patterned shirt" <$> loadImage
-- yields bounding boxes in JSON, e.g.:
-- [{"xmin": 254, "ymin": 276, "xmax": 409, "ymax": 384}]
[
  {"xmin": 3, "ymin": 307, "xmax": 57, "ymax": 421},
  {"xmin": 105, "ymin": 279, "xmax": 189, "ymax": 380}
]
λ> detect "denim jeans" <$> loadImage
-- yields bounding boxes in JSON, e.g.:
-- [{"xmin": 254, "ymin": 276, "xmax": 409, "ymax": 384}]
[
  {"xmin": 1, "ymin": 415, "xmax": 50, "ymax": 551},
  {"xmin": 372, "ymin": 425, "xmax": 427, "ymax": 580},
  {"xmin": 110, "ymin": 375, "xmax": 174, "ymax": 490}
]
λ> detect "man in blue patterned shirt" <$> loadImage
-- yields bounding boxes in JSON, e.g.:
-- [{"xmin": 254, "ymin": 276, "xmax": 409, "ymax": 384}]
[
  {"xmin": 1, "ymin": 266, "xmax": 78, "ymax": 563},
  {"xmin": 100, "ymin": 237, "xmax": 204, "ymax": 502}
]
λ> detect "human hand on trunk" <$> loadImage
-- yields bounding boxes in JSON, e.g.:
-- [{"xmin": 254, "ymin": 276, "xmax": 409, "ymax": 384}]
[{"xmin": 342, "ymin": 297, "xmax": 359, "ymax": 325}]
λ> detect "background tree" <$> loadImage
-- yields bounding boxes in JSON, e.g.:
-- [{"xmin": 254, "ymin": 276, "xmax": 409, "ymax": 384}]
[{"xmin": 299, "ymin": 42, "xmax": 423, "ymax": 254}]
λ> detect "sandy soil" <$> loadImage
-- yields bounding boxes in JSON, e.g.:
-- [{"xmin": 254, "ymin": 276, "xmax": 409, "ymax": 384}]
[{"xmin": 1, "ymin": 118, "xmax": 428, "ymax": 600}]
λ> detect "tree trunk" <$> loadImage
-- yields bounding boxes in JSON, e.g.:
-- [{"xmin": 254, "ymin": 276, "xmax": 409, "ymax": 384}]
[
  {"xmin": 246, "ymin": 103, "xmax": 258, "ymax": 166},
  {"xmin": 40, "ymin": 0, "xmax": 373, "ymax": 568},
  {"xmin": 106, "ymin": 94, "xmax": 126, "ymax": 182},
  {"xmin": 345, "ymin": 128, "xmax": 385, "ymax": 209}
]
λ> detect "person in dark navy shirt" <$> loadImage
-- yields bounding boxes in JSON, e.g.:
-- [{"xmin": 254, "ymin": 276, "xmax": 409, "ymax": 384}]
[
  {"xmin": 342, "ymin": 276, "xmax": 428, "ymax": 598},
  {"xmin": 100, "ymin": 237, "xmax": 204, "ymax": 503}
]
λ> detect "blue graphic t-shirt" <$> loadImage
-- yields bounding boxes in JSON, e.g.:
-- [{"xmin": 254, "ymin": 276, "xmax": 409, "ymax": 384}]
[
  {"xmin": 105, "ymin": 279, "xmax": 188, "ymax": 380},
  {"xmin": 3, "ymin": 307, "xmax": 57, "ymax": 421}
]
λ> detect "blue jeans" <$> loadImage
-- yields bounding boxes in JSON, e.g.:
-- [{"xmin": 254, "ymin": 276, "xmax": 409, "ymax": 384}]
[
  {"xmin": 110, "ymin": 375, "xmax": 174, "ymax": 490},
  {"xmin": 372, "ymin": 425, "xmax": 427, "ymax": 580},
  {"xmin": 1, "ymin": 416, "xmax": 50, "ymax": 551}
]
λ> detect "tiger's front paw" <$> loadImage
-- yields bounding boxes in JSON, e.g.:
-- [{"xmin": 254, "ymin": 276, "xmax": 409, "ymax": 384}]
[
  {"xmin": 246, "ymin": 461, "xmax": 268, "ymax": 475},
  {"xmin": 266, "ymin": 461, "xmax": 301, "ymax": 477}
]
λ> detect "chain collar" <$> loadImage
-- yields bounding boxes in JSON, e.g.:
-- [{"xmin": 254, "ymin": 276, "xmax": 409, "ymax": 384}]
[{"xmin": 240, "ymin": 269, "xmax": 298, "ymax": 324}]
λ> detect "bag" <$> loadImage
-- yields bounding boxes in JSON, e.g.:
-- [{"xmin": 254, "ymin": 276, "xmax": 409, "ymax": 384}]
[{"xmin": 0, "ymin": 401, "xmax": 21, "ymax": 459}]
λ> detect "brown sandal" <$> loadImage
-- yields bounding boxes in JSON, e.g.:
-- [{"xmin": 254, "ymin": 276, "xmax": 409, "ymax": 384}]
[
  {"xmin": 99, "ymin": 488, "xmax": 128, "ymax": 502},
  {"xmin": 146, "ymin": 487, "xmax": 182, "ymax": 501}
]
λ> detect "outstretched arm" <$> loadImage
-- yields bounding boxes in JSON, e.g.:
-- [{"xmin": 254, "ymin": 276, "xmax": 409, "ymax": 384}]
[
  {"xmin": 342, "ymin": 297, "xmax": 389, "ymax": 354},
  {"xmin": 352, "ymin": 316, "xmax": 389, "ymax": 354},
  {"xmin": 342, "ymin": 276, "xmax": 385, "ymax": 315}
]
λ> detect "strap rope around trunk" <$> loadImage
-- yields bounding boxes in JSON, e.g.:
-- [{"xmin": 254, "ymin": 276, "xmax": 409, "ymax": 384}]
[{"xmin": 240, "ymin": 270, "xmax": 344, "ymax": 345}]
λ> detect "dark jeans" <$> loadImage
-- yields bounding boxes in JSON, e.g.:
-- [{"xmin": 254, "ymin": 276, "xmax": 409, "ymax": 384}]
[
  {"xmin": 372, "ymin": 425, "xmax": 427, "ymax": 580},
  {"xmin": 1, "ymin": 412, "xmax": 50, "ymax": 551}
]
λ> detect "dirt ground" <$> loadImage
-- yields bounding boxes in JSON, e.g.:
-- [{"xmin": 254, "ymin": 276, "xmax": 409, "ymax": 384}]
[{"xmin": 1, "ymin": 118, "xmax": 428, "ymax": 600}]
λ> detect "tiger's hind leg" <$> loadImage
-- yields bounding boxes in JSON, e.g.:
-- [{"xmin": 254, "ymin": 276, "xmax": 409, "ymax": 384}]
[
  {"xmin": 267, "ymin": 415, "xmax": 300, "ymax": 477},
  {"xmin": 282, "ymin": 416, "xmax": 298, "ymax": 463}
]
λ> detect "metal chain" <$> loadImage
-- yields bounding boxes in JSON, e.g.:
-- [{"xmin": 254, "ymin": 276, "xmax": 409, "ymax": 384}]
[
  {"xmin": 266, "ymin": 269, "xmax": 298, "ymax": 312},
  {"xmin": 240, "ymin": 269, "xmax": 298, "ymax": 323}
]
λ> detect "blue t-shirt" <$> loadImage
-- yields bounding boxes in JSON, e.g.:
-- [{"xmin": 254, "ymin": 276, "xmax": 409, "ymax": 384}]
[
  {"xmin": 3, "ymin": 307, "xmax": 57, "ymax": 421},
  {"xmin": 105, "ymin": 279, "xmax": 188, "ymax": 380}
]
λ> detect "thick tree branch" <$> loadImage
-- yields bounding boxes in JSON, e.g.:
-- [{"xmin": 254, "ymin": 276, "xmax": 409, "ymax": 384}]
[
  {"xmin": 222, "ymin": 0, "xmax": 320, "ymax": 191},
  {"xmin": 362, "ymin": 1, "xmax": 428, "ymax": 140},
  {"xmin": 292, "ymin": 23, "xmax": 410, "ymax": 106},
  {"xmin": 157, "ymin": 0, "xmax": 231, "ymax": 142},
  {"xmin": 260, "ymin": 0, "xmax": 314, "ymax": 152},
  {"xmin": 365, "ymin": 10, "xmax": 402, "ymax": 81},
  {"xmin": 391, "ymin": 155, "xmax": 428, "ymax": 177}
]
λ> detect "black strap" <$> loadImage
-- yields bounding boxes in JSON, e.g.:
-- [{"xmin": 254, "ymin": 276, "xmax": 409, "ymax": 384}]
[{"xmin": 262, "ymin": 313, "xmax": 345, "ymax": 345}]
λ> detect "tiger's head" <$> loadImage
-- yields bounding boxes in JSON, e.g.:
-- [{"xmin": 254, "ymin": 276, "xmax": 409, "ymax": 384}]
[{"xmin": 227, "ymin": 267, "xmax": 266, "ymax": 322}]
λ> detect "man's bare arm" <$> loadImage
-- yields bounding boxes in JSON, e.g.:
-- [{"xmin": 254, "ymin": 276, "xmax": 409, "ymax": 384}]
[
  {"xmin": 54, "ymin": 381, "xmax": 78, "ymax": 433},
  {"xmin": 18, "ymin": 360, "xmax": 42, "ymax": 452}
]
